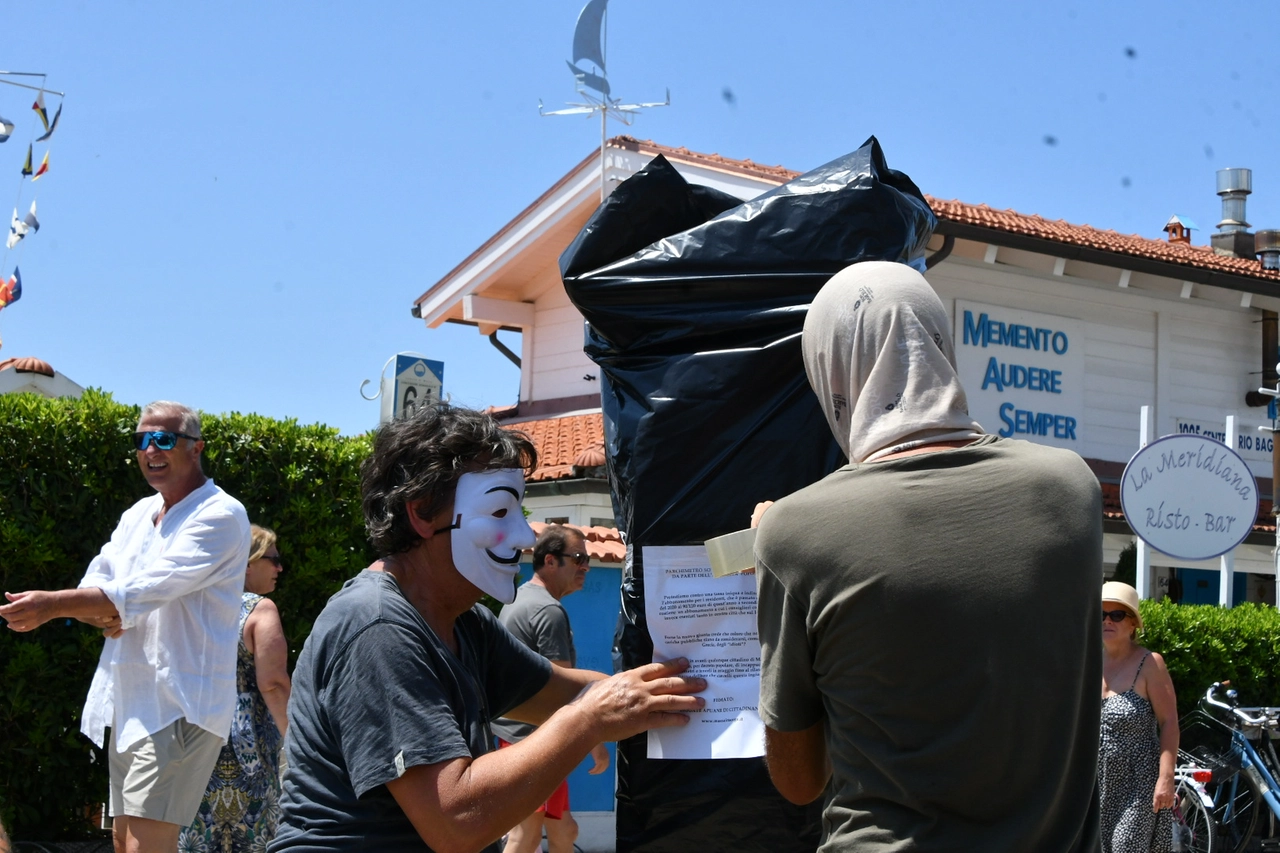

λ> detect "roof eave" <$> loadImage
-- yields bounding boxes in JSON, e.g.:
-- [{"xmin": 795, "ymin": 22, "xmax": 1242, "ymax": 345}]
[{"xmin": 935, "ymin": 218, "xmax": 1280, "ymax": 297}]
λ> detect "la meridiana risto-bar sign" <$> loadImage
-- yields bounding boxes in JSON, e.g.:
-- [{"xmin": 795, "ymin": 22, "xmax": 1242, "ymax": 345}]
[{"xmin": 1119, "ymin": 433, "xmax": 1259, "ymax": 561}]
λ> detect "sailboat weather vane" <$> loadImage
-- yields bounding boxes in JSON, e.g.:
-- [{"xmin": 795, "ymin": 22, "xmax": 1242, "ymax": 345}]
[{"xmin": 539, "ymin": 0, "xmax": 668, "ymax": 201}]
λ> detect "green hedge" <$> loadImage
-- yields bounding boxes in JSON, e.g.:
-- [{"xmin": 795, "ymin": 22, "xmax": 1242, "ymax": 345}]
[
  {"xmin": 0, "ymin": 390, "xmax": 375, "ymax": 838},
  {"xmin": 1139, "ymin": 599, "xmax": 1280, "ymax": 718}
]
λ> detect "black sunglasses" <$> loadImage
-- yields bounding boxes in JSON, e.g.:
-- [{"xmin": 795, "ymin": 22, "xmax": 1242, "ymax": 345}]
[
  {"xmin": 559, "ymin": 551, "xmax": 590, "ymax": 567},
  {"xmin": 133, "ymin": 430, "xmax": 201, "ymax": 451},
  {"xmin": 1102, "ymin": 609, "xmax": 1132, "ymax": 623},
  {"xmin": 264, "ymin": 555, "xmax": 282, "ymax": 567}
]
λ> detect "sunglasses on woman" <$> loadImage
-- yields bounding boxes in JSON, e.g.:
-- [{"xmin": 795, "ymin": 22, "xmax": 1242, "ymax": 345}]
[
  {"xmin": 1102, "ymin": 609, "xmax": 1132, "ymax": 623},
  {"xmin": 133, "ymin": 430, "xmax": 200, "ymax": 451}
]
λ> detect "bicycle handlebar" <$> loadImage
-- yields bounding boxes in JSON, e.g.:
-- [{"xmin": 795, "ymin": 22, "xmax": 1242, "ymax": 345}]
[{"xmin": 1204, "ymin": 682, "xmax": 1272, "ymax": 726}]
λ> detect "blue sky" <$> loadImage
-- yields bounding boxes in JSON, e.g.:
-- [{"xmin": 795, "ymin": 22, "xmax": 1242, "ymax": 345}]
[{"xmin": 1, "ymin": 1, "xmax": 1275, "ymax": 435}]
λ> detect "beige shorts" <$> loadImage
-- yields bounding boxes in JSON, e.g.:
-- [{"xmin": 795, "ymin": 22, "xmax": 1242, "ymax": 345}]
[{"xmin": 108, "ymin": 719, "xmax": 223, "ymax": 824}]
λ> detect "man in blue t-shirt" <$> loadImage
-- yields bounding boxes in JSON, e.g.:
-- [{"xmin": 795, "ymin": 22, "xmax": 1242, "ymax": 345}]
[{"xmin": 271, "ymin": 404, "xmax": 705, "ymax": 852}]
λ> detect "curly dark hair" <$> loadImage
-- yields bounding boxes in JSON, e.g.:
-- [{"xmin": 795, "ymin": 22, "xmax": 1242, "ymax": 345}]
[{"xmin": 360, "ymin": 403, "xmax": 537, "ymax": 556}]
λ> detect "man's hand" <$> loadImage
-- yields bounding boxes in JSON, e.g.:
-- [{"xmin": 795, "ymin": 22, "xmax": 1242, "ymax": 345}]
[
  {"xmin": 588, "ymin": 743, "xmax": 610, "ymax": 775},
  {"xmin": 570, "ymin": 658, "xmax": 706, "ymax": 745},
  {"xmin": 79, "ymin": 613, "xmax": 124, "ymax": 638},
  {"xmin": 750, "ymin": 501, "xmax": 775, "ymax": 529},
  {"xmin": 1, "ymin": 588, "xmax": 120, "ymax": 634},
  {"xmin": 1, "ymin": 591, "xmax": 57, "ymax": 632}
]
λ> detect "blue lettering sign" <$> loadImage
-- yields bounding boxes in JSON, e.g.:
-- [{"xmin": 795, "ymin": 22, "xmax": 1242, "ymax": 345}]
[
  {"xmin": 998, "ymin": 401, "xmax": 1078, "ymax": 440},
  {"xmin": 962, "ymin": 310, "xmax": 1069, "ymax": 354},
  {"xmin": 980, "ymin": 357, "xmax": 1062, "ymax": 394}
]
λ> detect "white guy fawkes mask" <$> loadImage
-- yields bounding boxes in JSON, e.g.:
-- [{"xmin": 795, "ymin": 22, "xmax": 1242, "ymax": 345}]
[{"xmin": 447, "ymin": 468, "xmax": 536, "ymax": 604}]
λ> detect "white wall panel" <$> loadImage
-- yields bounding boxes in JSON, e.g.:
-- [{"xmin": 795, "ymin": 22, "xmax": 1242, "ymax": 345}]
[{"xmin": 929, "ymin": 256, "xmax": 1266, "ymax": 477}]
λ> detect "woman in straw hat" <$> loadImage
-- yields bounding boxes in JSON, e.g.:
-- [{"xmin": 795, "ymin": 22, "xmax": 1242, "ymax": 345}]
[{"xmin": 1098, "ymin": 581, "xmax": 1180, "ymax": 852}]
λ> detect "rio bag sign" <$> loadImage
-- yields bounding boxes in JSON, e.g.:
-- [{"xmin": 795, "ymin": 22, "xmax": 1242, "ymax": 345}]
[{"xmin": 1120, "ymin": 434, "xmax": 1258, "ymax": 561}]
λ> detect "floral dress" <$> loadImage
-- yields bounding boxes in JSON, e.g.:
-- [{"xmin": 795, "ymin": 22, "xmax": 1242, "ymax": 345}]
[
  {"xmin": 1098, "ymin": 652, "xmax": 1172, "ymax": 853},
  {"xmin": 180, "ymin": 593, "xmax": 283, "ymax": 853}
]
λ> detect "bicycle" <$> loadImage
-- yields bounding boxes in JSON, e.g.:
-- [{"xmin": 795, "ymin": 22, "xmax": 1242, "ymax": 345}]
[
  {"xmin": 1180, "ymin": 682, "xmax": 1280, "ymax": 853},
  {"xmin": 1171, "ymin": 755, "xmax": 1218, "ymax": 852}
]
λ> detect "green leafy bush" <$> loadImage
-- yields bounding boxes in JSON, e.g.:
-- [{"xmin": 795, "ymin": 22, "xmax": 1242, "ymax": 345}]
[
  {"xmin": 1139, "ymin": 599, "xmax": 1280, "ymax": 719},
  {"xmin": 0, "ymin": 390, "xmax": 375, "ymax": 838}
]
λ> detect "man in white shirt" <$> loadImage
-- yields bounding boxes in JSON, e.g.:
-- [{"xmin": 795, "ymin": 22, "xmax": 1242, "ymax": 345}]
[{"xmin": 1, "ymin": 401, "xmax": 250, "ymax": 853}]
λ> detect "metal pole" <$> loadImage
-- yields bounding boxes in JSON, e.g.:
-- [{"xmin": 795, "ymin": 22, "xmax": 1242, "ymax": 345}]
[
  {"xmin": 1220, "ymin": 415, "xmax": 1237, "ymax": 607},
  {"xmin": 600, "ymin": 108, "xmax": 607, "ymax": 202},
  {"xmin": 1137, "ymin": 406, "xmax": 1153, "ymax": 599}
]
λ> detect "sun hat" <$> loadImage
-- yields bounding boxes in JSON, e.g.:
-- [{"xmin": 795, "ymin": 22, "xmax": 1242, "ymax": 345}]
[{"xmin": 1101, "ymin": 581, "xmax": 1142, "ymax": 630}]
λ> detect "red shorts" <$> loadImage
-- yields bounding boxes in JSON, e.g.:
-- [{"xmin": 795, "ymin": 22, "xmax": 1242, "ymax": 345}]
[{"xmin": 497, "ymin": 739, "xmax": 570, "ymax": 820}]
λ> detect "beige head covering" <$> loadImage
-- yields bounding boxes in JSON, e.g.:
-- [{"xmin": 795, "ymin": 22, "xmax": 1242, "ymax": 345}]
[{"xmin": 802, "ymin": 261, "xmax": 984, "ymax": 463}]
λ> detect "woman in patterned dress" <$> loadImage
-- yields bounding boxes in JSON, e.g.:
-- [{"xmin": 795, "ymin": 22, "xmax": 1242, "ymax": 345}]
[
  {"xmin": 1098, "ymin": 581, "xmax": 1180, "ymax": 853},
  {"xmin": 180, "ymin": 524, "xmax": 292, "ymax": 853}
]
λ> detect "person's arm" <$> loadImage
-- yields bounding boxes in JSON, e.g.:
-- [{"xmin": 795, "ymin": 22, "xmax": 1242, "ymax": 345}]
[
  {"xmin": 387, "ymin": 659, "xmax": 703, "ymax": 853},
  {"xmin": 765, "ymin": 722, "xmax": 830, "ymax": 805},
  {"xmin": 755, "ymin": 547, "xmax": 829, "ymax": 804},
  {"xmin": 1, "ymin": 588, "xmax": 118, "ymax": 632},
  {"xmin": 245, "ymin": 598, "xmax": 291, "ymax": 739},
  {"xmin": 501, "ymin": 662, "xmax": 607, "ymax": 725},
  {"xmin": 545, "ymin": 658, "xmax": 611, "ymax": 774},
  {"xmin": 1145, "ymin": 651, "xmax": 1180, "ymax": 812}
]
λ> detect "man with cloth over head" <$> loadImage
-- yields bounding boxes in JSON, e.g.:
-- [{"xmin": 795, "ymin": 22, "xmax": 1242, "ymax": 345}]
[
  {"xmin": 753, "ymin": 261, "xmax": 1102, "ymax": 851},
  {"xmin": 1, "ymin": 401, "xmax": 251, "ymax": 853},
  {"xmin": 493, "ymin": 524, "xmax": 611, "ymax": 853},
  {"xmin": 271, "ymin": 403, "xmax": 704, "ymax": 852}
]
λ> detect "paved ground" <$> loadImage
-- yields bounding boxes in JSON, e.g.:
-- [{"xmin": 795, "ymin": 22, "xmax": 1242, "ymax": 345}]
[{"xmin": 574, "ymin": 812, "xmax": 616, "ymax": 853}]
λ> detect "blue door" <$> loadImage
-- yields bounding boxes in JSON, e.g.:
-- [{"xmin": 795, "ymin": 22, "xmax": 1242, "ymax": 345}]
[{"xmin": 1175, "ymin": 568, "xmax": 1249, "ymax": 606}]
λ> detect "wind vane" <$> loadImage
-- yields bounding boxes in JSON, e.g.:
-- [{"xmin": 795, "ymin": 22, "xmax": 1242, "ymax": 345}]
[{"xmin": 539, "ymin": 0, "xmax": 668, "ymax": 201}]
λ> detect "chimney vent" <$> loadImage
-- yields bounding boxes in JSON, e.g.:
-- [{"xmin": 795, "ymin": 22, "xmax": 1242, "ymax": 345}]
[
  {"xmin": 1212, "ymin": 167, "xmax": 1255, "ymax": 258},
  {"xmin": 1257, "ymin": 230, "xmax": 1280, "ymax": 271},
  {"xmin": 1163, "ymin": 215, "xmax": 1197, "ymax": 244}
]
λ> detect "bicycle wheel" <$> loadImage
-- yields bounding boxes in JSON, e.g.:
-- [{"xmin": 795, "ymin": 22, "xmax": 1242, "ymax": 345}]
[
  {"xmin": 1177, "ymin": 779, "xmax": 1215, "ymax": 853},
  {"xmin": 1207, "ymin": 767, "xmax": 1261, "ymax": 853}
]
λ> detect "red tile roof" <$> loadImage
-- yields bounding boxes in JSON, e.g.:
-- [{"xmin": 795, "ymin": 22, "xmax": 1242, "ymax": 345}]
[
  {"xmin": 527, "ymin": 520, "xmax": 625, "ymax": 564},
  {"xmin": 506, "ymin": 412, "xmax": 605, "ymax": 482},
  {"xmin": 0, "ymin": 356, "xmax": 54, "ymax": 376},
  {"xmin": 615, "ymin": 136, "xmax": 1280, "ymax": 287},
  {"xmin": 929, "ymin": 197, "xmax": 1280, "ymax": 285}
]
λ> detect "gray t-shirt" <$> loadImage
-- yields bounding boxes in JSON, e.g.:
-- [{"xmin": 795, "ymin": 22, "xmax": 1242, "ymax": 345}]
[
  {"xmin": 492, "ymin": 581, "xmax": 575, "ymax": 743},
  {"xmin": 270, "ymin": 570, "xmax": 552, "ymax": 852},
  {"xmin": 756, "ymin": 436, "xmax": 1102, "ymax": 853}
]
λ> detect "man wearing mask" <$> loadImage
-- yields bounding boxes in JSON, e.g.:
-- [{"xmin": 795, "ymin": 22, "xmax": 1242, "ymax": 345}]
[{"xmin": 272, "ymin": 404, "xmax": 704, "ymax": 851}]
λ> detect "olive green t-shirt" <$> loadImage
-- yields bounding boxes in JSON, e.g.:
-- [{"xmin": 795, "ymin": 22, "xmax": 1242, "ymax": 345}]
[{"xmin": 756, "ymin": 435, "xmax": 1102, "ymax": 853}]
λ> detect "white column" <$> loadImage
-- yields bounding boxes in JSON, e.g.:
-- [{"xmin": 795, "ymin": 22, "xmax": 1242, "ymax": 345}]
[
  {"xmin": 1220, "ymin": 415, "xmax": 1237, "ymax": 607},
  {"xmin": 1136, "ymin": 406, "xmax": 1153, "ymax": 600}
]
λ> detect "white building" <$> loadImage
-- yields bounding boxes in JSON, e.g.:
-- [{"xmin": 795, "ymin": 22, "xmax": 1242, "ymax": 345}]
[
  {"xmin": 0, "ymin": 356, "xmax": 83, "ymax": 398},
  {"xmin": 413, "ymin": 136, "xmax": 1280, "ymax": 604}
]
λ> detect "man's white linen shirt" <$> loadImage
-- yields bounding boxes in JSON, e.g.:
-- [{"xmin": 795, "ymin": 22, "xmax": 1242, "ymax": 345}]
[{"xmin": 77, "ymin": 478, "xmax": 250, "ymax": 751}]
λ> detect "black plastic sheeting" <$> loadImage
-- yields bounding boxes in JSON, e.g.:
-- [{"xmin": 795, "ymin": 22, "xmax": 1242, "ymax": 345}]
[{"xmin": 561, "ymin": 137, "xmax": 936, "ymax": 853}]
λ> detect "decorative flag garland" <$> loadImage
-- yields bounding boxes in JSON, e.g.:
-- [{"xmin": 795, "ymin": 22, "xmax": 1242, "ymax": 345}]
[{"xmin": 0, "ymin": 76, "xmax": 64, "ymax": 347}]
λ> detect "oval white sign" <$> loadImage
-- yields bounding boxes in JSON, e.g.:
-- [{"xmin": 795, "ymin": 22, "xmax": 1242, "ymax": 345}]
[{"xmin": 1120, "ymin": 434, "xmax": 1259, "ymax": 561}]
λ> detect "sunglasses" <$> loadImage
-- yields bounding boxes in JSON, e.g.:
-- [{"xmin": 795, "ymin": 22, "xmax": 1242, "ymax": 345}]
[
  {"xmin": 264, "ymin": 555, "xmax": 282, "ymax": 567},
  {"xmin": 559, "ymin": 551, "xmax": 590, "ymax": 567},
  {"xmin": 133, "ymin": 430, "xmax": 200, "ymax": 451},
  {"xmin": 1102, "ymin": 609, "xmax": 1132, "ymax": 623}
]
